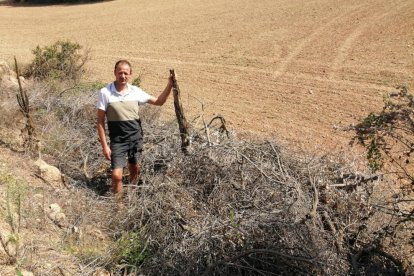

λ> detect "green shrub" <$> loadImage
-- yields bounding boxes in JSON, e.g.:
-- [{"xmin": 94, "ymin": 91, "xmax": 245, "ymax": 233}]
[
  {"xmin": 132, "ymin": 75, "xmax": 142, "ymax": 87},
  {"xmin": 24, "ymin": 40, "xmax": 88, "ymax": 83},
  {"xmin": 351, "ymin": 86, "xmax": 414, "ymax": 183},
  {"xmin": 116, "ymin": 231, "xmax": 149, "ymax": 270}
]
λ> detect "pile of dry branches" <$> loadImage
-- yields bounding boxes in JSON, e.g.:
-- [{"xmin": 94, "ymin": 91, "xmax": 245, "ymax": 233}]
[
  {"xmin": 85, "ymin": 111, "xmax": 409, "ymax": 275},
  {"xmin": 0, "ymin": 78, "xmax": 411, "ymax": 275}
]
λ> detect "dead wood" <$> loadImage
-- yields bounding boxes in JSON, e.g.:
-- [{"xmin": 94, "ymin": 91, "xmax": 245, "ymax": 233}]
[
  {"xmin": 170, "ymin": 69, "xmax": 191, "ymax": 153},
  {"xmin": 14, "ymin": 56, "xmax": 36, "ymax": 151},
  {"xmin": 208, "ymin": 115, "xmax": 229, "ymax": 138}
]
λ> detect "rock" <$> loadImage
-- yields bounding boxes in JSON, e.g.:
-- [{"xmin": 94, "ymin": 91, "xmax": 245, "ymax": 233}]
[
  {"xmin": 34, "ymin": 159, "xmax": 64, "ymax": 188},
  {"xmin": 85, "ymin": 226, "xmax": 106, "ymax": 241},
  {"xmin": 20, "ymin": 270, "xmax": 34, "ymax": 276},
  {"xmin": 70, "ymin": 225, "xmax": 80, "ymax": 234},
  {"xmin": 47, "ymin": 203, "xmax": 67, "ymax": 228},
  {"xmin": 92, "ymin": 267, "xmax": 111, "ymax": 276},
  {"xmin": 0, "ymin": 60, "xmax": 14, "ymax": 78},
  {"xmin": 0, "ymin": 60, "xmax": 31, "ymax": 97},
  {"xmin": 33, "ymin": 193, "xmax": 43, "ymax": 201},
  {"xmin": 0, "ymin": 60, "xmax": 18, "ymax": 90},
  {"xmin": 49, "ymin": 203, "xmax": 62, "ymax": 213},
  {"xmin": 69, "ymin": 225, "xmax": 83, "ymax": 240}
]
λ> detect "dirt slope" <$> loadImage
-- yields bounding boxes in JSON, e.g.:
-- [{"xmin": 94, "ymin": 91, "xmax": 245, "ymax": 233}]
[{"xmin": 0, "ymin": 0, "xmax": 413, "ymax": 152}]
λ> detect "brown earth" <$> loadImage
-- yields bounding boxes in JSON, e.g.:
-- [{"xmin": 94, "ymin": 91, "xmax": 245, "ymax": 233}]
[{"xmin": 0, "ymin": 0, "xmax": 413, "ymax": 153}]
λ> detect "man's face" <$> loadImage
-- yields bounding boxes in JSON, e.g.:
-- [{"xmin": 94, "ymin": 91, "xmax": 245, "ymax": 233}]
[{"xmin": 114, "ymin": 63, "xmax": 131, "ymax": 85}]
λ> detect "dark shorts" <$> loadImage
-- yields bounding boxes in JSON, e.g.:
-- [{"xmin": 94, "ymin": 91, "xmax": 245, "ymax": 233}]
[{"xmin": 110, "ymin": 139, "xmax": 143, "ymax": 169}]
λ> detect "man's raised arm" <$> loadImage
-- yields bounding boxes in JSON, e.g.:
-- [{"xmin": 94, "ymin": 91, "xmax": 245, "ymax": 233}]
[{"xmin": 148, "ymin": 75, "xmax": 174, "ymax": 106}]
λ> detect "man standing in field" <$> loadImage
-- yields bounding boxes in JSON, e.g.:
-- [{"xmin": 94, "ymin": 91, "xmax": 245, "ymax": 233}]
[{"xmin": 97, "ymin": 60, "xmax": 173, "ymax": 201}]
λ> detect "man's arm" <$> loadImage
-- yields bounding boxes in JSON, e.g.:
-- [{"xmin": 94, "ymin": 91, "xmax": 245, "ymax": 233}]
[
  {"xmin": 147, "ymin": 75, "xmax": 174, "ymax": 106},
  {"xmin": 97, "ymin": 109, "xmax": 111, "ymax": 160}
]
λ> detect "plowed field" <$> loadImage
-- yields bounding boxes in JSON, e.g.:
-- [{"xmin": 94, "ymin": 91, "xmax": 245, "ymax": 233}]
[{"xmin": 1, "ymin": 0, "xmax": 413, "ymax": 152}]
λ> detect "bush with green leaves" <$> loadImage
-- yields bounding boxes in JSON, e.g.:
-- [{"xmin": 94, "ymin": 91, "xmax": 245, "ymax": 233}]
[
  {"xmin": 351, "ymin": 86, "xmax": 414, "ymax": 184},
  {"xmin": 115, "ymin": 231, "xmax": 150, "ymax": 272},
  {"xmin": 24, "ymin": 40, "xmax": 88, "ymax": 83},
  {"xmin": 132, "ymin": 75, "xmax": 142, "ymax": 87}
]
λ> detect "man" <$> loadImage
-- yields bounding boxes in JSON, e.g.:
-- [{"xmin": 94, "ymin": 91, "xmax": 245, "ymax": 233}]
[{"xmin": 97, "ymin": 60, "xmax": 173, "ymax": 201}]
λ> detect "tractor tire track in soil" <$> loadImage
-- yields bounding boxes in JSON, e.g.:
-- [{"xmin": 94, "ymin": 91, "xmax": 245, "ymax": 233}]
[
  {"xmin": 272, "ymin": 3, "xmax": 367, "ymax": 79},
  {"xmin": 329, "ymin": 0, "xmax": 412, "ymax": 80}
]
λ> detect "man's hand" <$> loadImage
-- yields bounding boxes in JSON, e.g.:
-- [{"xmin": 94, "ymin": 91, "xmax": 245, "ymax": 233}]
[
  {"xmin": 102, "ymin": 145, "xmax": 111, "ymax": 161},
  {"xmin": 168, "ymin": 71, "xmax": 176, "ymax": 87},
  {"xmin": 97, "ymin": 109, "xmax": 111, "ymax": 160}
]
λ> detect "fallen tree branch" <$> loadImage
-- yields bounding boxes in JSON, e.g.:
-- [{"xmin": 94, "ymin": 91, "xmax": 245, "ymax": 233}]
[
  {"xmin": 170, "ymin": 69, "xmax": 191, "ymax": 153},
  {"xmin": 208, "ymin": 115, "xmax": 229, "ymax": 138}
]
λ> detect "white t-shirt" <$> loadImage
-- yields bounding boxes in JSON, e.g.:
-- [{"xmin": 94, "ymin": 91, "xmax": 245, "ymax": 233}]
[
  {"xmin": 96, "ymin": 82, "xmax": 152, "ymax": 142},
  {"xmin": 96, "ymin": 82, "xmax": 152, "ymax": 111}
]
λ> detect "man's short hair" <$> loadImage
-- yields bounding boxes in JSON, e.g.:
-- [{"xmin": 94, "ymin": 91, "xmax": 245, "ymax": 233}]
[{"xmin": 114, "ymin": 59, "xmax": 132, "ymax": 73}]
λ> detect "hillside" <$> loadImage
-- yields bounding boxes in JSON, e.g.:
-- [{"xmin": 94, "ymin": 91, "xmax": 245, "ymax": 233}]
[
  {"xmin": 0, "ymin": 122, "xmax": 411, "ymax": 275},
  {"xmin": 0, "ymin": 0, "xmax": 413, "ymax": 152},
  {"xmin": 0, "ymin": 0, "xmax": 413, "ymax": 275},
  {"xmin": 0, "ymin": 59, "xmax": 412, "ymax": 274}
]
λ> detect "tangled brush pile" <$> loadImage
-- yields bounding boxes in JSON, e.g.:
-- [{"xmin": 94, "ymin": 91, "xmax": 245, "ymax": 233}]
[
  {"xmin": 92, "ymin": 112, "xmax": 405, "ymax": 275},
  {"xmin": 0, "ymin": 78, "xmax": 408, "ymax": 275}
]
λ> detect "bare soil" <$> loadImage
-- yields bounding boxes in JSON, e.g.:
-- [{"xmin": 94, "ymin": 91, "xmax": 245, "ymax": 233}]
[{"xmin": 0, "ymin": 0, "xmax": 413, "ymax": 151}]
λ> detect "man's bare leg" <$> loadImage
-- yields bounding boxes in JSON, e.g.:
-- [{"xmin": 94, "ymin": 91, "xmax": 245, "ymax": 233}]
[
  {"xmin": 112, "ymin": 168, "xmax": 123, "ymax": 203},
  {"xmin": 128, "ymin": 163, "xmax": 140, "ymax": 186}
]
